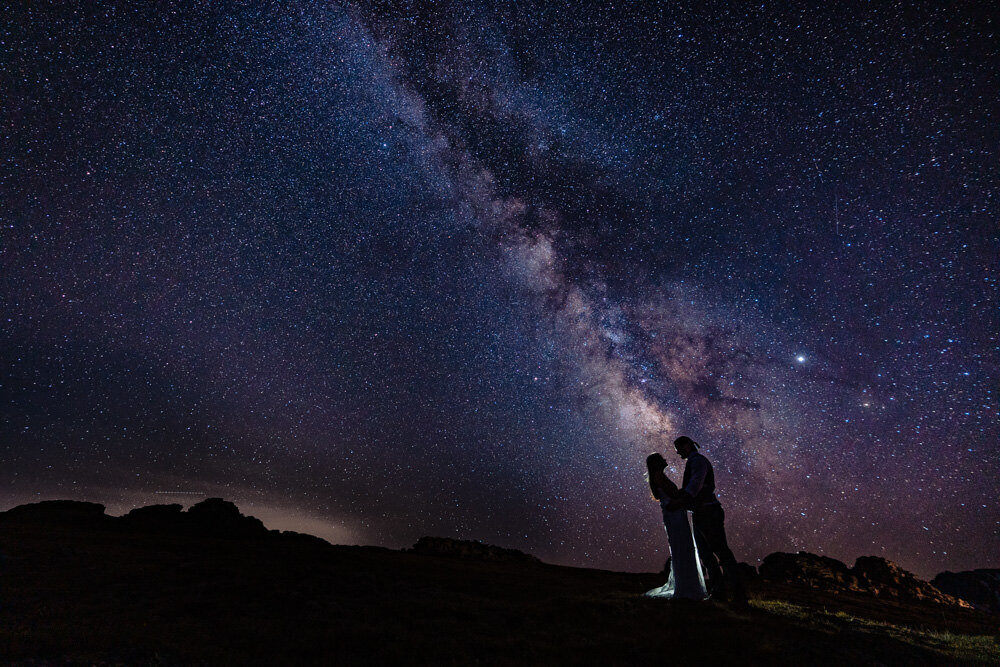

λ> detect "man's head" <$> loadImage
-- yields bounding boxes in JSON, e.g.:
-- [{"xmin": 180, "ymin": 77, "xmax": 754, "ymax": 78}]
[{"xmin": 673, "ymin": 435, "xmax": 697, "ymax": 459}]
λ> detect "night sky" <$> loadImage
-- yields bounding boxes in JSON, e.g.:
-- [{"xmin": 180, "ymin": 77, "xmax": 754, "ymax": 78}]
[{"xmin": 3, "ymin": 2, "xmax": 997, "ymax": 578}]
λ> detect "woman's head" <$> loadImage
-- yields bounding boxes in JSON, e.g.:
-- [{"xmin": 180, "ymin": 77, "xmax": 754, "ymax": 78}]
[{"xmin": 646, "ymin": 452, "xmax": 667, "ymax": 500}]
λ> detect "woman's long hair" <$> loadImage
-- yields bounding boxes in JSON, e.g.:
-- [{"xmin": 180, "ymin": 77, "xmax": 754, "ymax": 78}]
[{"xmin": 646, "ymin": 453, "xmax": 667, "ymax": 500}]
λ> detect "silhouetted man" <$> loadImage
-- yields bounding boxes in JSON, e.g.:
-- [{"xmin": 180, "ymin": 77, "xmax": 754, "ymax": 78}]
[{"xmin": 666, "ymin": 435, "xmax": 748, "ymax": 608}]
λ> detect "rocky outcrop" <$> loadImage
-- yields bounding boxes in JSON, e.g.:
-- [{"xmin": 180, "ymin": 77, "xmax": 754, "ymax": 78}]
[
  {"xmin": 932, "ymin": 569, "xmax": 1000, "ymax": 613},
  {"xmin": 853, "ymin": 556, "xmax": 967, "ymax": 606},
  {"xmin": 760, "ymin": 551, "xmax": 972, "ymax": 608},
  {"xmin": 186, "ymin": 498, "xmax": 267, "ymax": 537},
  {"xmin": 736, "ymin": 562, "xmax": 759, "ymax": 582},
  {"xmin": 410, "ymin": 537, "xmax": 541, "ymax": 563},
  {"xmin": 1, "ymin": 498, "xmax": 266, "ymax": 539},
  {"xmin": 0, "ymin": 500, "xmax": 112, "ymax": 527},
  {"xmin": 122, "ymin": 503, "xmax": 185, "ymax": 530},
  {"xmin": 760, "ymin": 552, "xmax": 866, "ymax": 592}
]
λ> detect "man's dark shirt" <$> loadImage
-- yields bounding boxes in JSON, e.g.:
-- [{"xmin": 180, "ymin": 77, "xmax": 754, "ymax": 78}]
[{"xmin": 681, "ymin": 450, "xmax": 719, "ymax": 506}]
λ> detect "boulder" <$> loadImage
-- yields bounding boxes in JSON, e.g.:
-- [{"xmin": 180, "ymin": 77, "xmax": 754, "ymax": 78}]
[
  {"xmin": 931, "ymin": 569, "xmax": 1000, "ymax": 613},
  {"xmin": 853, "ymin": 556, "xmax": 970, "ymax": 607},
  {"xmin": 186, "ymin": 498, "xmax": 267, "ymax": 538},
  {"xmin": 758, "ymin": 551, "xmax": 973, "ymax": 609},
  {"xmin": 278, "ymin": 530, "xmax": 334, "ymax": 549},
  {"xmin": 759, "ymin": 551, "xmax": 865, "ymax": 592},
  {"xmin": 737, "ymin": 562, "xmax": 759, "ymax": 582},
  {"xmin": 0, "ymin": 500, "xmax": 110, "ymax": 527},
  {"xmin": 410, "ymin": 537, "xmax": 540, "ymax": 563},
  {"xmin": 121, "ymin": 504, "xmax": 185, "ymax": 531}
]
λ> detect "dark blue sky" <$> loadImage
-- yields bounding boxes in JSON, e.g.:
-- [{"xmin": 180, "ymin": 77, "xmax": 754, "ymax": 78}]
[{"xmin": 3, "ymin": 1, "xmax": 997, "ymax": 577}]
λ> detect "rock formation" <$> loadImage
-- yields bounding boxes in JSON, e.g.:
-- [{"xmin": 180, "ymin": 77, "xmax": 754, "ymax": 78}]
[
  {"xmin": 853, "ymin": 556, "xmax": 965, "ymax": 606},
  {"xmin": 760, "ymin": 551, "xmax": 866, "ymax": 592},
  {"xmin": 736, "ymin": 561, "xmax": 759, "ymax": 582},
  {"xmin": 0, "ymin": 500, "xmax": 111, "ymax": 527},
  {"xmin": 932, "ymin": 569, "xmax": 1000, "ymax": 613},
  {"xmin": 410, "ymin": 536, "xmax": 541, "ymax": 563},
  {"xmin": 122, "ymin": 503, "xmax": 186, "ymax": 530},
  {"xmin": 2, "ymin": 498, "xmax": 270, "ymax": 540},
  {"xmin": 185, "ymin": 498, "xmax": 268, "ymax": 537},
  {"xmin": 760, "ymin": 551, "xmax": 972, "ymax": 608}
]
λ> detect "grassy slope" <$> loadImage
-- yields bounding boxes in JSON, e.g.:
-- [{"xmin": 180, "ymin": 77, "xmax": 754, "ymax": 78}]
[{"xmin": 0, "ymin": 525, "xmax": 997, "ymax": 665}]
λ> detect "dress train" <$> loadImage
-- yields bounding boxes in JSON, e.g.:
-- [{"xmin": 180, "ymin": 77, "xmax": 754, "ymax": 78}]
[{"xmin": 645, "ymin": 506, "xmax": 708, "ymax": 600}]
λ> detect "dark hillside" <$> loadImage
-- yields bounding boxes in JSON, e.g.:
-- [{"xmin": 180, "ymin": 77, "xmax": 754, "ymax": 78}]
[{"xmin": 0, "ymin": 500, "xmax": 996, "ymax": 665}]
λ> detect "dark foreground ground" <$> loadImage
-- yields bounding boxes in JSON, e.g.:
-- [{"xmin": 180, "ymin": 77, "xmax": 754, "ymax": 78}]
[{"xmin": 1, "ymin": 513, "xmax": 997, "ymax": 665}]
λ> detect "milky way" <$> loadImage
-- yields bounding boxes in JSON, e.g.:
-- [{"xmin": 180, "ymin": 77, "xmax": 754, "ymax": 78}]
[{"xmin": 3, "ymin": 2, "xmax": 997, "ymax": 577}]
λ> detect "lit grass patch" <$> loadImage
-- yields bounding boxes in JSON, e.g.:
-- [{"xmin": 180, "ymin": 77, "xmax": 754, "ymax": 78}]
[{"xmin": 753, "ymin": 599, "xmax": 1000, "ymax": 664}]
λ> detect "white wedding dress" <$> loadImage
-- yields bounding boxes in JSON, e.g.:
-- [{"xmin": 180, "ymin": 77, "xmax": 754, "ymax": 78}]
[{"xmin": 645, "ymin": 490, "xmax": 708, "ymax": 600}]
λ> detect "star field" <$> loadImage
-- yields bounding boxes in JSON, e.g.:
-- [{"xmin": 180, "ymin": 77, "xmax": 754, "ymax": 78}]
[{"xmin": 2, "ymin": 1, "xmax": 997, "ymax": 577}]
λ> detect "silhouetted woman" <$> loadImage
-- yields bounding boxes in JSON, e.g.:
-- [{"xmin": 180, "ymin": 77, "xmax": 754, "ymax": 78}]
[{"xmin": 644, "ymin": 453, "xmax": 708, "ymax": 600}]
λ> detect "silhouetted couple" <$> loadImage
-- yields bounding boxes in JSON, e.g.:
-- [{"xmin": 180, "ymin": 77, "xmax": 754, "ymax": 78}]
[{"xmin": 645, "ymin": 436, "xmax": 748, "ymax": 608}]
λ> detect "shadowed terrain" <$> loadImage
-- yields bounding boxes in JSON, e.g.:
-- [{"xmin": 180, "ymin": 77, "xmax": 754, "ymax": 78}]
[{"xmin": 0, "ymin": 500, "xmax": 996, "ymax": 665}]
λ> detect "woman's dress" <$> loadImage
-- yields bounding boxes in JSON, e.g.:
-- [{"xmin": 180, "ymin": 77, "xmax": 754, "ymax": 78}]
[{"xmin": 645, "ymin": 488, "xmax": 708, "ymax": 600}]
